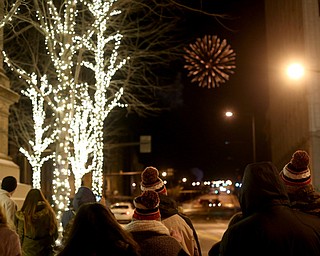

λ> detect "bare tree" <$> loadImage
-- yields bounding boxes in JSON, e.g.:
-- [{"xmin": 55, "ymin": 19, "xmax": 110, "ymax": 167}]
[{"xmin": 3, "ymin": 0, "xmax": 187, "ymax": 220}]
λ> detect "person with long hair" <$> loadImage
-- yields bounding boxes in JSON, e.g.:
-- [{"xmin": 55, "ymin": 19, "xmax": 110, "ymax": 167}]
[
  {"xmin": 0, "ymin": 205, "xmax": 21, "ymax": 256},
  {"xmin": 57, "ymin": 202, "xmax": 140, "ymax": 256},
  {"xmin": 15, "ymin": 189, "xmax": 58, "ymax": 256}
]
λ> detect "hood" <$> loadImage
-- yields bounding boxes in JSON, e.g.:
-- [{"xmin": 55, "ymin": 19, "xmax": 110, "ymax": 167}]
[
  {"xmin": 73, "ymin": 186, "xmax": 96, "ymax": 211},
  {"xmin": 158, "ymin": 194, "xmax": 178, "ymax": 219},
  {"xmin": 239, "ymin": 162, "xmax": 290, "ymax": 217}
]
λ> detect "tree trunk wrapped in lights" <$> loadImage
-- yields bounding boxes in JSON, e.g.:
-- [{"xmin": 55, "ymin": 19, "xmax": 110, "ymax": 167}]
[
  {"xmin": 4, "ymin": 0, "xmax": 128, "ymax": 218},
  {"xmin": 3, "ymin": 0, "xmax": 186, "ymax": 220}
]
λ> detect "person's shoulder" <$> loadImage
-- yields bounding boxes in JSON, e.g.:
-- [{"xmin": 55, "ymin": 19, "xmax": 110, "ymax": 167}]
[
  {"xmin": 0, "ymin": 224, "xmax": 18, "ymax": 237},
  {"xmin": 0, "ymin": 191, "xmax": 10, "ymax": 200},
  {"xmin": 294, "ymin": 208, "xmax": 320, "ymax": 221},
  {"xmin": 162, "ymin": 213, "xmax": 185, "ymax": 225}
]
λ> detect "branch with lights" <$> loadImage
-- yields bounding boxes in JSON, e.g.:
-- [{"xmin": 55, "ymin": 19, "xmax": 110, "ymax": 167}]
[{"xmin": 3, "ymin": 0, "xmax": 128, "ymax": 221}]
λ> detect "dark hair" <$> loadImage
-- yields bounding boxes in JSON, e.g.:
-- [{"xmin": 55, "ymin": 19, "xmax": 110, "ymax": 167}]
[
  {"xmin": 58, "ymin": 203, "xmax": 140, "ymax": 256},
  {"xmin": 1, "ymin": 176, "xmax": 17, "ymax": 192}
]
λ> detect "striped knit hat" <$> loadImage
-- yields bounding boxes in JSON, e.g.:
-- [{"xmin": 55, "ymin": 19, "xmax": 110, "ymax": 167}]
[
  {"xmin": 280, "ymin": 150, "xmax": 311, "ymax": 188},
  {"xmin": 140, "ymin": 166, "xmax": 167, "ymax": 195},
  {"xmin": 133, "ymin": 191, "xmax": 161, "ymax": 221}
]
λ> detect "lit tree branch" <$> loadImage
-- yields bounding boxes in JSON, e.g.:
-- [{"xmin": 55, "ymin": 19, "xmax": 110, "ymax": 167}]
[
  {"xmin": 4, "ymin": 0, "xmax": 190, "ymax": 222},
  {"xmin": 19, "ymin": 81, "xmax": 56, "ymax": 189}
]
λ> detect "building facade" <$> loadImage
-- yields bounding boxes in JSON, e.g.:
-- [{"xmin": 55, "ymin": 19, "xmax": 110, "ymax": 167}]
[{"xmin": 265, "ymin": 0, "xmax": 320, "ymax": 189}]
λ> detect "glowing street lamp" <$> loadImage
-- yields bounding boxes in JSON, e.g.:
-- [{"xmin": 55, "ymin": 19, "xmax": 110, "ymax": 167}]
[
  {"xmin": 286, "ymin": 63, "xmax": 305, "ymax": 80},
  {"xmin": 225, "ymin": 111, "xmax": 233, "ymax": 117},
  {"xmin": 225, "ymin": 111, "xmax": 256, "ymax": 163}
]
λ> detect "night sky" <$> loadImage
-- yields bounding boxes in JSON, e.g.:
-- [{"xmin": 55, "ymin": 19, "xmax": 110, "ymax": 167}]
[{"xmin": 126, "ymin": 0, "xmax": 270, "ymax": 181}]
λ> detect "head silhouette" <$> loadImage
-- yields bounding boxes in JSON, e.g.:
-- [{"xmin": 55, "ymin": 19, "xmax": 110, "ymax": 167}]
[{"xmin": 59, "ymin": 203, "xmax": 140, "ymax": 256}]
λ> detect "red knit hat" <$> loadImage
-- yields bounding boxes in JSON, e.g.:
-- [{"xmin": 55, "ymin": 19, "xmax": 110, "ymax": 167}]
[
  {"xmin": 140, "ymin": 166, "xmax": 167, "ymax": 195},
  {"xmin": 133, "ymin": 191, "xmax": 161, "ymax": 221},
  {"xmin": 280, "ymin": 150, "xmax": 311, "ymax": 187}
]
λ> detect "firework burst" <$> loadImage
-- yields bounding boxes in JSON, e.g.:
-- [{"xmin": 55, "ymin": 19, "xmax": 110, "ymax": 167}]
[{"xmin": 184, "ymin": 35, "xmax": 236, "ymax": 89}]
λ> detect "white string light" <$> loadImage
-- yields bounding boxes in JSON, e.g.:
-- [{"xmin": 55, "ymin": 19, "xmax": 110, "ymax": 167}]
[{"xmin": 3, "ymin": 0, "xmax": 128, "ymax": 218}]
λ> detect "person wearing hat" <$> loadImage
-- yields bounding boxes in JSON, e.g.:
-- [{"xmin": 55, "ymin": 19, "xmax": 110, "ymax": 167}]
[
  {"xmin": 140, "ymin": 166, "xmax": 200, "ymax": 256},
  {"xmin": 0, "ymin": 176, "xmax": 18, "ymax": 230},
  {"xmin": 125, "ymin": 190, "xmax": 188, "ymax": 256},
  {"xmin": 219, "ymin": 161, "xmax": 320, "ymax": 256},
  {"xmin": 61, "ymin": 186, "xmax": 96, "ymax": 243},
  {"xmin": 280, "ymin": 150, "xmax": 320, "ymax": 216}
]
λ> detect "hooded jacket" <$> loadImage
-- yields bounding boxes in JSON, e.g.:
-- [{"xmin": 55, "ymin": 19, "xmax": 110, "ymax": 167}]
[
  {"xmin": 72, "ymin": 186, "xmax": 96, "ymax": 212},
  {"xmin": 61, "ymin": 186, "xmax": 96, "ymax": 229},
  {"xmin": 220, "ymin": 162, "xmax": 320, "ymax": 256}
]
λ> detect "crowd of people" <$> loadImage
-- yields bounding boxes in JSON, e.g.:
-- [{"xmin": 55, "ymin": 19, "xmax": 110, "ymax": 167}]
[
  {"xmin": 209, "ymin": 150, "xmax": 320, "ymax": 256},
  {"xmin": 1, "ymin": 149, "xmax": 320, "ymax": 255}
]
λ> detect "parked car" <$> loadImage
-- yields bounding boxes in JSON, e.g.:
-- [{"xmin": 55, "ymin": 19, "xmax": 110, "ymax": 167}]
[{"xmin": 110, "ymin": 202, "xmax": 134, "ymax": 223}]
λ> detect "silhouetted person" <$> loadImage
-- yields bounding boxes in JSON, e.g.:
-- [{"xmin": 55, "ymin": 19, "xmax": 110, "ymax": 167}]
[
  {"xmin": 58, "ymin": 202, "xmax": 140, "ymax": 256},
  {"xmin": 219, "ymin": 162, "xmax": 320, "ymax": 256},
  {"xmin": 125, "ymin": 190, "xmax": 188, "ymax": 256},
  {"xmin": 280, "ymin": 150, "xmax": 320, "ymax": 216},
  {"xmin": 140, "ymin": 166, "xmax": 200, "ymax": 256},
  {"xmin": 61, "ymin": 186, "xmax": 96, "ymax": 230}
]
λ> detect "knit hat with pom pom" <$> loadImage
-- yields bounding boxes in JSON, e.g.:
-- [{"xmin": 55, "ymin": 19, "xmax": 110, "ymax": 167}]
[
  {"xmin": 280, "ymin": 150, "xmax": 311, "ymax": 187},
  {"xmin": 140, "ymin": 166, "xmax": 167, "ymax": 195},
  {"xmin": 133, "ymin": 190, "xmax": 161, "ymax": 221}
]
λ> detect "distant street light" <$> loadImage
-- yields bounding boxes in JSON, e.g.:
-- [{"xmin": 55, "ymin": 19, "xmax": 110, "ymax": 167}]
[
  {"xmin": 225, "ymin": 111, "xmax": 233, "ymax": 117},
  {"xmin": 225, "ymin": 111, "xmax": 256, "ymax": 163}
]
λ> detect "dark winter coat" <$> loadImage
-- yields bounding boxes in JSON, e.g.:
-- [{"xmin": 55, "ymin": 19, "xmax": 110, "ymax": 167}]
[
  {"xmin": 61, "ymin": 186, "xmax": 96, "ymax": 230},
  {"xmin": 219, "ymin": 162, "xmax": 320, "ymax": 256},
  {"xmin": 287, "ymin": 184, "xmax": 320, "ymax": 216}
]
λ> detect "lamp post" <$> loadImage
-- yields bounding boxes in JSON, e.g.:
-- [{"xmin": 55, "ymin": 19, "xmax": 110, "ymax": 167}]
[{"xmin": 225, "ymin": 111, "xmax": 256, "ymax": 163}]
